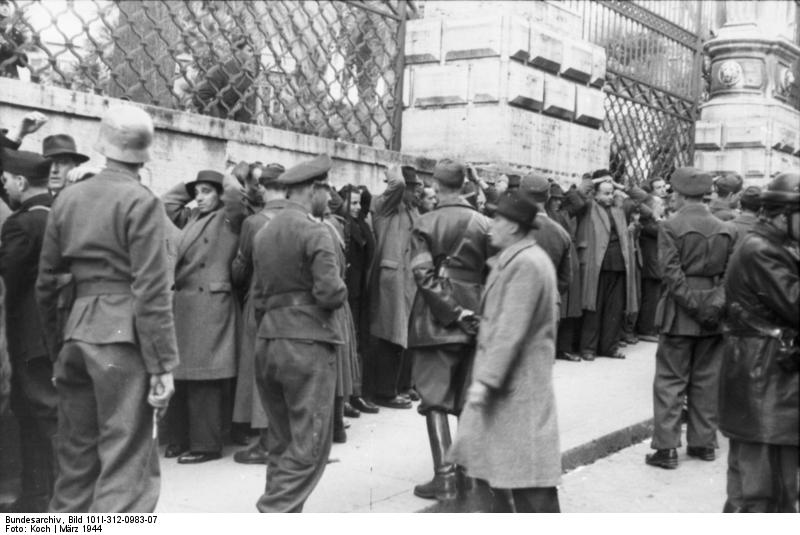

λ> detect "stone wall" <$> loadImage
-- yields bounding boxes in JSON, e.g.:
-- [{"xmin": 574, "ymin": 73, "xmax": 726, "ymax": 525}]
[{"xmin": 1, "ymin": 80, "xmax": 436, "ymax": 196}]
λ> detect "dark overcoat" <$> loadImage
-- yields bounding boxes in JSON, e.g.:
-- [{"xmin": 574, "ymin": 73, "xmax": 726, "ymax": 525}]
[{"xmin": 449, "ymin": 237, "xmax": 561, "ymax": 488}]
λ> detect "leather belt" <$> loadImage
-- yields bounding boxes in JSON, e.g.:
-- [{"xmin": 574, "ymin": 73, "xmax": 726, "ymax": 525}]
[
  {"xmin": 263, "ymin": 291, "xmax": 316, "ymax": 310},
  {"xmin": 440, "ymin": 266, "xmax": 482, "ymax": 284},
  {"xmin": 75, "ymin": 280, "xmax": 132, "ymax": 298}
]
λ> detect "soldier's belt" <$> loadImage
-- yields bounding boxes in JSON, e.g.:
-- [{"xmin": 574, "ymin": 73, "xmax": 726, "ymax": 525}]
[
  {"xmin": 75, "ymin": 280, "xmax": 132, "ymax": 298},
  {"xmin": 263, "ymin": 291, "xmax": 316, "ymax": 310},
  {"xmin": 440, "ymin": 266, "xmax": 482, "ymax": 284}
]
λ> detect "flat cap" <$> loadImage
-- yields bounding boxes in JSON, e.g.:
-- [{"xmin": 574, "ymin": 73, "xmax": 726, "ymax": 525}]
[
  {"xmin": 278, "ymin": 153, "xmax": 332, "ymax": 185},
  {"xmin": 1, "ymin": 148, "xmax": 52, "ymax": 180},
  {"xmin": 715, "ymin": 172, "xmax": 744, "ymax": 195},
  {"xmin": 669, "ymin": 167, "xmax": 713, "ymax": 197},
  {"xmin": 432, "ymin": 158, "xmax": 466, "ymax": 189},
  {"xmin": 520, "ymin": 172, "xmax": 550, "ymax": 202},
  {"xmin": 739, "ymin": 185, "xmax": 762, "ymax": 210},
  {"xmin": 259, "ymin": 162, "xmax": 286, "ymax": 187},
  {"xmin": 494, "ymin": 190, "xmax": 539, "ymax": 229}
]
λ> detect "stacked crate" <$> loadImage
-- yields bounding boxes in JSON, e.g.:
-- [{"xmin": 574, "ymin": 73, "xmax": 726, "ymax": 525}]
[{"xmin": 402, "ymin": 1, "xmax": 611, "ymax": 183}]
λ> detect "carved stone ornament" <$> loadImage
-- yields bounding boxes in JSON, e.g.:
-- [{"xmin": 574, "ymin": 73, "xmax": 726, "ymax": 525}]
[
  {"xmin": 781, "ymin": 67, "xmax": 796, "ymax": 93},
  {"xmin": 718, "ymin": 60, "xmax": 743, "ymax": 86}
]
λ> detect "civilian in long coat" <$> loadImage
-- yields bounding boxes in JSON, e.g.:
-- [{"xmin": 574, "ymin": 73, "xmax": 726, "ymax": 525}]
[
  {"xmin": 450, "ymin": 191, "xmax": 561, "ymax": 513},
  {"xmin": 367, "ymin": 165, "xmax": 421, "ymax": 407},
  {"xmin": 162, "ymin": 170, "xmax": 246, "ymax": 463}
]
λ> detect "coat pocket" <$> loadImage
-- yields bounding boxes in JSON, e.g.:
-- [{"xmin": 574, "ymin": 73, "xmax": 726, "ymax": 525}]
[{"xmin": 208, "ymin": 281, "xmax": 233, "ymax": 294}]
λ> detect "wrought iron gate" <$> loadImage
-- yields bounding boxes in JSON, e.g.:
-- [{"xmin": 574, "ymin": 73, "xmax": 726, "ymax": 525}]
[{"xmin": 565, "ymin": 0, "xmax": 708, "ymax": 185}]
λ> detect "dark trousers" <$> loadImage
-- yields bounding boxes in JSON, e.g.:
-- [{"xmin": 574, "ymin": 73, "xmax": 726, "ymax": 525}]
[
  {"xmin": 652, "ymin": 334, "xmax": 722, "ymax": 450},
  {"xmin": 580, "ymin": 270, "xmax": 625, "ymax": 356},
  {"xmin": 637, "ymin": 277, "xmax": 660, "ymax": 335},
  {"xmin": 9, "ymin": 355, "xmax": 58, "ymax": 509},
  {"xmin": 556, "ymin": 317, "xmax": 581, "ymax": 355},
  {"xmin": 725, "ymin": 439, "xmax": 798, "ymax": 513},
  {"xmin": 480, "ymin": 480, "xmax": 560, "ymax": 513},
  {"xmin": 255, "ymin": 338, "xmax": 336, "ymax": 513},
  {"xmin": 50, "ymin": 341, "xmax": 159, "ymax": 513},
  {"xmin": 411, "ymin": 344, "xmax": 473, "ymax": 416},
  {"xmin": 166, "ymin": 379, "xmax": 225, "ymax": 453},
  {"xmin": 366, "ymin": 337, "xmax": 404, "ymax": 399}
]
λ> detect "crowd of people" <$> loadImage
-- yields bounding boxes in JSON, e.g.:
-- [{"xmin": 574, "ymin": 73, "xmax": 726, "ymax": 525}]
[{"xmin": 0, "ymin": 102, "xmax": 797, "ymax": 515}]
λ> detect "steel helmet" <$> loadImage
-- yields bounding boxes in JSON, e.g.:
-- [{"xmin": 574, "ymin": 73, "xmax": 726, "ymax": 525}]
[
  {"xmin": 761, "ymin": 172, "xmax": 800, "ymax": 211},
  {"xmin": 94, "ymin": 104, "xmax": 154, "ymax": 164}
]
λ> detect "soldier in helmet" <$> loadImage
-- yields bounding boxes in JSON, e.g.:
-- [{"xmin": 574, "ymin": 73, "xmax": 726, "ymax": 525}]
[
  {"xmin": 36, "ymin": 104, "xmax": 179, "ymax": 512},
  {"xmin": 719, "ymin": 172, "xmax": 799, "ymax": 512}
]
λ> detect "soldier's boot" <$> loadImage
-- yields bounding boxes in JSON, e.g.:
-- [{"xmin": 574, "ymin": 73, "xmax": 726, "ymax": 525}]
[
  {"xmin": 413, "ymin": 411, "xmax": 457, "ymax": 501},
  {"xmin": 333, "ymin": 396, "xmax": 347, "ymax": 444}
]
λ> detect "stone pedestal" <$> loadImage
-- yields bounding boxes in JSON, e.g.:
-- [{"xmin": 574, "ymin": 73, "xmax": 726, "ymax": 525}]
[
  {"xmin": 402, "ymin": 1, "xmax": 609, "ymax": 185},
  {"xmin": 694, "ymin": 4, "xmax": 800, "ymax": 184}
]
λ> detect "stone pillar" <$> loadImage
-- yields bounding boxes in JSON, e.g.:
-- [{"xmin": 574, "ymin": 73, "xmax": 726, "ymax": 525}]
[
  {"xmin": 401, "ymin": 1, "xmax": 609, "ymax": 185},
  {"xmin": 694, "ymin": 1, "xmax": 800, "ymax": 184}
]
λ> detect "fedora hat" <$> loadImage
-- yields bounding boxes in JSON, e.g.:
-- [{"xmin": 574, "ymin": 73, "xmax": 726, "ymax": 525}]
[
  {"xmin": 42, "ymin": 134, "xmax": 89, "ymax": 163},
  {"xmin": 186, "ymin": 169, "xmax": 225, "ymax": 197}
]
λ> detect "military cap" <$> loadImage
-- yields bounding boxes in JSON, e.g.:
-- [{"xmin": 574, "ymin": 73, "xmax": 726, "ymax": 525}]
[
  {"xmin": 1, "ymin": 148, "xmax": 52, "ymax": 180},
  {"xmin": 432, "ymin": 158, "xmax": 466, "ymax": 189},
  {"xmin": 520, "ymin": 172, "xmax": 550, "ymax": 202},
  {"xmin": 739, "ymin": 185, "xmax": 762, "ymax": 211},
  {"xmin": 549, "ymin": 183, "xmax": 565, "ymax": 199},
  {"xmin": 401, "ymin": 165, "xmax": 422, "ymax": 186},
  {"xmin": 259, "ymin": 162, "xmax": 286, "ymax": 188},
  {"xmin": 494, "ymin": 190, "xmax": 539, "ymax": 229},
  {"xmin": 278, "ymin": 153, "xmax": 332, "ymax": 185},
  {"xmin": 714, "ymin": 172, "xmax": 744, "ymax": 196},
  {"xmin": 42, "ymin": 134, "xmax": 89, "ymax": 163},
  {"xmin": 186, "ymin": 169, "xmax": 224, "ymax": 197},
  {"xmin": 669, "ymin": 167, "xmax": 713, "ymax": 197}
]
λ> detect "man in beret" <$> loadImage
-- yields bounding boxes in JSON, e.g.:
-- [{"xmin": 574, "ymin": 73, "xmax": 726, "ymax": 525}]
[
  {"xmin": 251, "ymin": 153, "xmax": 347, "ymax": 512},
  {"xmin": 367, "ymin": 165, "xmax": 423, "ymax": 409},
  {"xmin": 230, "ymin": 162, "xmax": 286, "ymax": 465},
  {"xmin": 406, "ymin": 158, "xmax": 491, "ymax": 500},
  {"xmin": 41, "ymin": 134, "xmax": 89, "ymax": 197},
  {"xmin": 0, "ymin": 149, "xmax": 57, "ymax": 512},
  {"xmin": 521, "ymin": 174, "xmax": 577, "ymax": 361},
  {"xmin": 729, "ymin": 185, "xmax": 761, "ymax": 247},
  {"xmin": 647, "ymin": 167, "xmax": 735, "ymax": 470},
  {"xmin": 710, "ymin": 172, "xmax": 743, "ymax": 222},
  {"xmin": 566, "ymin": 168, "xmax": 633, "ymax": 361}
]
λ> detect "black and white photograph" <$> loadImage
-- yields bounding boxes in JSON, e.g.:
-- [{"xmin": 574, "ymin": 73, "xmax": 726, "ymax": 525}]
[{"xmin": 0, "ymin": 0, "xmax": 798, "ymax": 521}]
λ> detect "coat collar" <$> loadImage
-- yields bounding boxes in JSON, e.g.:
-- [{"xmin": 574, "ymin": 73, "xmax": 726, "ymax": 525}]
[
  {"xmin": 482, "ymin": 236, "xmax": 537, "ymax": 311},
  {"xmin": 262, "ymin": 198, "xmax": 289, "ymax": 212},
  {"xmin": 435, "ymin": 198, "xmax": 476, "ymax": 211},
  {"xmin": 177, "ymin": 206, "xmax": 220, "ymax": 256},
  {"xmin": 675, "ymin": 202, "xmax": 710, "ymax": 217},
  {"xmin": 17, "ymin": 192, "xmax": 53, "ymax": 212}
]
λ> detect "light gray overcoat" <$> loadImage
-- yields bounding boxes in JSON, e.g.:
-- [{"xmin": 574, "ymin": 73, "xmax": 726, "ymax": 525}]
[{"xmin": 449, "ymin": 237, "xmax": 562, "ymax": 488}]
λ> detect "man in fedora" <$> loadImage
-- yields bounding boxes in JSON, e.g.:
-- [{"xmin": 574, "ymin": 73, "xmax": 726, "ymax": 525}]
[
  {"xmin": 0, "ymin": 149, "xmax": 57, "ymax": 512},
  {"xmin": 41, "ymin": 134, "xmax": 89, "ymax": 196},
  {"xmin": 407, "ymin": 158, "xmax": 491, "ymax": 500},
  {"xmin": 251, "ymin": 153, "xmax": 347, "ymax": 512}
]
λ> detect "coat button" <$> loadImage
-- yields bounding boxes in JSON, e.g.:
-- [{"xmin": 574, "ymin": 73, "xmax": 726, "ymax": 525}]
[
  {"xmin": 200, "ymin": 263, "xmax": 206, "ymax": 268},
  {"xmin": 199, "ymin": 287, "xmax": 204, "ymax": 292}
]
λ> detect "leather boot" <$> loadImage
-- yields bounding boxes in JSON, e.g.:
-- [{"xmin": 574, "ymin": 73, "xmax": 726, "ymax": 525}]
[
  {"xmin": 413, "ymin": 411, "xmax": 457, "ymax": 500},
  {"xmin": 333, "ymin": 396, "xmax": 347, "ymax": 444}
]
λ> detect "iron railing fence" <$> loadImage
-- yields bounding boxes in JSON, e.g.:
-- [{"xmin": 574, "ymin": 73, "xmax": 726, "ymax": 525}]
[{"xmin": 1, "ymin": 0, "xmax": 408, "ymax": 150}]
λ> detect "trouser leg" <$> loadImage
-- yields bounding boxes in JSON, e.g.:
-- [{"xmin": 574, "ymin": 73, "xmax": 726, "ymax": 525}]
[
  {"xmin": 186, "ymin": 380, "xmax": 224, "ymax": 453},
  {"xmin": 597, "ymin": 271, "xmax": 625, "ymax": 356},
  {"xmin": 651, "ymin": 335, "xmax": 690, "ymax": 449},
  {"xmin": 725, "ymin": 439, "xmax": 744, "ymax": 512},
  {"xmin": 686, "ymin": 336, "xmax": 722, "ymax": 449},
  {"xmin": 412, "ymin": 345, "xmax": 472, "ymax": 416},
  {"xmin": 556, "ymin": 318, "xmax": 576, "ymax": 354},
  {"xmin": 726, "ymin": 440, "xmax": 799, "ymax": 513},
  {"xmin": 10, "ymin": 356, "xmax": 58, "ymax": 509},
  {"xmin": 49, "ymin": 342, "xmax": 101, "ymax": 513},
  {"xmin": 637, "ymin": 278, "xmax": 660, "ymax": 335},
  {"xmin": 372, "ymin": 338, "xmax": 402, "ymax": 399},
  {"xmin": 85, "ymin": 342, "xmax": 159, "ymax": 513},
  {"xmin": 510, "ymin": 487, "xmax": 561, "ymax": 513},
  {"xmin": 398, "ymin": 350, "xmax": 413, "ymax": 392},
  {"xmin": 165, "ymin": 380, "xmax": 189, "ymax": 447},
  {"xmin": 579, "ymin": 309, "xmax": 600, "ymax": 354},
  {"xmin": 256, "ymin": 339, "xmax": 336, "ymax": 513},
  {"xmin": 255, "ymin": 338, "xmax": 290, "ymax": 505}
]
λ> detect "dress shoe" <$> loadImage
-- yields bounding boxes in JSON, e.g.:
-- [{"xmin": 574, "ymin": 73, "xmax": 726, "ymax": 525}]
[
  {"xmin": 177, "ymin": 451, "xmax": 222, "ymax": 464},
  {"xmin": 402, "ymin": 388, "xmax": 420, "ymax": 402},
  {"xmin": 556, "ymin": 351, "xmax": 581, "ymax": 362},
  {"xmin": 233, "ymin": 443, "xmax": 269, "ymax": 465},
  {"xmin": 603, "ymin": 350, "xmax": 626, "ymax": 359},
  {"xmin": 230, "ymin": 428, "xmax": 250, "ymax": 446},
  {"xmin": 165, "ymin": 443, "xmax": 189, "ymax": 458},
  {"xmin": 645, "ymin": 448, "xmax": 678, "ymax": 469},
  {"xmin": 623, "ymin": 334, "xmax": 639, "ymax": 345},
  {"xmin": 687, "ymin": 446, "xmax": 715, "ymax": 461},
  {"xmin": 350, "ymin": 396, "xmax": 380, "ymax": 414},
  {"xmin": 639, "ymin": 334, "xmax": 659, "ymax": 343},
  {"xmin": 343, "ymin": 402, "xmax": 361, "ymax": 418},
  {"xmin": 580, "ymin": 351, "xmax": 596, "ymax": 361},
  {"xmin": 373, "ymin": 395, "xmax": 412, "ymax": 409}
]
